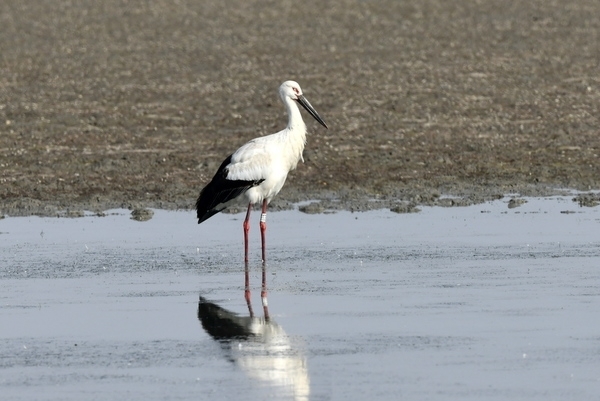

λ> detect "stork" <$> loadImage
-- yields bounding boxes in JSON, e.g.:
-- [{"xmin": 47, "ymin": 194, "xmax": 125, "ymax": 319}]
[{"xmin": 195, "ymin": 80, "xmax": 328, "ymax": 263}]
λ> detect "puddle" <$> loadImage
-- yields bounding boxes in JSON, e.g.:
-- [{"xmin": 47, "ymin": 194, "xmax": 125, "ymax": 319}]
[{"xmin": 1, "ymin": 197, "xmax": 600, "ymax": 400}]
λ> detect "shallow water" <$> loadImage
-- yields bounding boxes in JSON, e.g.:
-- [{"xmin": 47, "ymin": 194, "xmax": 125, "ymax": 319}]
[{"xmin": 1, "ymin": 197, "xmax": 600, "ymax": 400}]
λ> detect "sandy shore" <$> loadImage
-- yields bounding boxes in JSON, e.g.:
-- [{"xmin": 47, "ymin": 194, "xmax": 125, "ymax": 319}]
[{"xmin": 1, "ymin": 1, "xmax": 599, "ymax": 216}]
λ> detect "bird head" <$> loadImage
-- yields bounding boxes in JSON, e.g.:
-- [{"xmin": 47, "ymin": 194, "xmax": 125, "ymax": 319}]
[
  {"xmin": 279, "ymin": 81, "xmax": 328, "ymax": 129},
  {"xmin": 279, "ymin": 80, "xmax": 303, "ymax": 100}
]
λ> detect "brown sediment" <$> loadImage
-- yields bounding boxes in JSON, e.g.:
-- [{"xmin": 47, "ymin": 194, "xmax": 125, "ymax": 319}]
[{"xmin": 1, "ymin": 1, "xmax": 598, "ymax": 216}]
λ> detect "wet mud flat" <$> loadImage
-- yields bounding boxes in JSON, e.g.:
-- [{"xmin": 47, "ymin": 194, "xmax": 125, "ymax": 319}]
[
  {"xmin": 1, "ymin": 1, "xmax": 600, "ymax": 216},
  {"xmin": 1, "ymin": 197, "xmax": 600, "ymax": 400}
]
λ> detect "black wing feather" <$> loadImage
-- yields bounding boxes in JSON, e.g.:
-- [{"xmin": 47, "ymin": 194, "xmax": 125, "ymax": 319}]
[{"xmin": 195, "ymin": 154, "xmax": 264, "ymax": 224}]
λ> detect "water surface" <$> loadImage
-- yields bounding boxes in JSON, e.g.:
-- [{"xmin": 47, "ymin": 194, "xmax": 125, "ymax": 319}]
[{"xmin": 1, "ymin": 197, "xmax": 599, "ymax": 400}]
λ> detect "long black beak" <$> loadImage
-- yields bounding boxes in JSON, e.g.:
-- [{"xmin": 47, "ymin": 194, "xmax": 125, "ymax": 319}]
[{"xmin": 297, "ymin": 95, "xmax": 328, "ymax": 129}]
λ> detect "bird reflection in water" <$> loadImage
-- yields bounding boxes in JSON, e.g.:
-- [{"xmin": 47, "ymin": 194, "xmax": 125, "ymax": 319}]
[
  {"xmin": 245, "ymin": 262, "xmax": 269, "ymax": 320},
  {"xmin": 198, "ymin": 265, "xmax": 309, "ymax": 401}
]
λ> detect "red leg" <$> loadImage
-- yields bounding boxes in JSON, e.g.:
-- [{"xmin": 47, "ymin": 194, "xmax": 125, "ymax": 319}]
[
  {"xmin": 260, "ymin": 199, "xmax": 268, "ymax": 263},
  {"xmin": 259, "ymin": 200, "xmax": 269, "ymax": 319},
  {"xmin": 243, "ymin": 203, "xmax": 252, "ymax": 263}
]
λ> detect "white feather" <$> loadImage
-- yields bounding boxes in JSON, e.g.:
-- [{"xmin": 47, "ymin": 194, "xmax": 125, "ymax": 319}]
[
  {"xmin": 196, "ymin": 80, "xmax": 327, "ymax": 222},
  {"xmin": 225, "ymin": 86, "xmax": 309, "ymax": 204}
]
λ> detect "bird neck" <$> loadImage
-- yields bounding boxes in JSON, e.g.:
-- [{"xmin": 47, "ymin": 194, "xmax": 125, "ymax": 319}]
[
  {"xmin": 280, "ymin": 96, "xmax": 307, "ymax": 167},
  {"xmin": 284, "ymin": 97, "xmax": 306, "ymax": 132}
]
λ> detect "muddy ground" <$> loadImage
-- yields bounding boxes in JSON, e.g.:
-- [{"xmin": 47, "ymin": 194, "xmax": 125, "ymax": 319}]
[{"xmin": 1, "ymin": 0, "xmax": 599, "ymax": 216}]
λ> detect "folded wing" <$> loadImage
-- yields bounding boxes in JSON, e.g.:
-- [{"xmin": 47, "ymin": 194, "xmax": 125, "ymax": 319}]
[{"xmin": 196, "ymin": 154, "xmax": 265, "ymax": 224}]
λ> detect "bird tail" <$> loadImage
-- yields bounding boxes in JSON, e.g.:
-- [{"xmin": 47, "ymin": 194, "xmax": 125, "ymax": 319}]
[
  {"xmin": 195, "ymin": 153, "xmax": 264, "ymax": 224},
  {"xmin": 195, "ymin": 183, "xmax": 225, "ymax": 224},
  {"xmin": 195, "ymin": 178, "xmax": 262, "ymax": 224}
]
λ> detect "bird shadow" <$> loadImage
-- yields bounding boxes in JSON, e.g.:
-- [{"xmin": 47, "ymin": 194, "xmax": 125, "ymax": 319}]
[{"xmin": 198, "ymin": 287, "xmax": 310, "ymax": 400}]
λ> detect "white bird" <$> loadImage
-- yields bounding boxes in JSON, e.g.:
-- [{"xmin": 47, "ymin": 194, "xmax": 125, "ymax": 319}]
[{"xmin": 195, "ymin": 80, "xmax": 328, "ymax": 263}]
